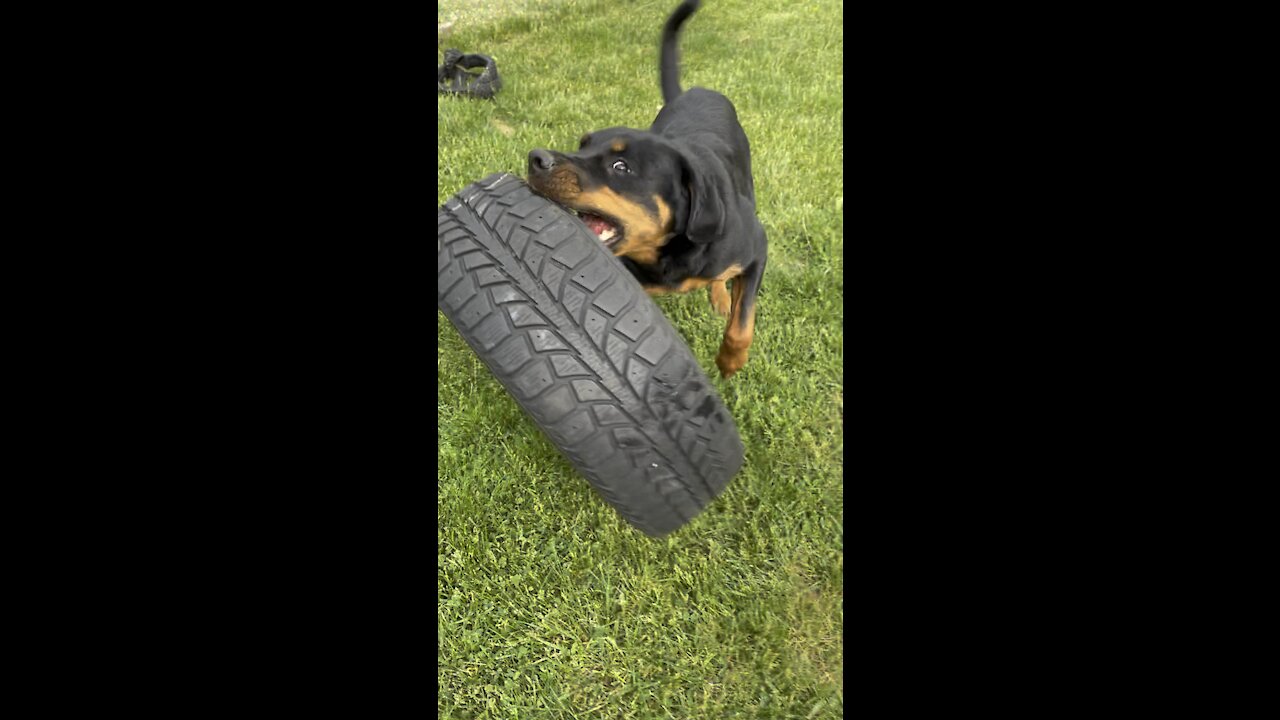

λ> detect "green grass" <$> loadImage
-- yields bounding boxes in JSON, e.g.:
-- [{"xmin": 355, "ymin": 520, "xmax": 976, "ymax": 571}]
[{"xmin": 438, "ymin": 0, "xmax": 843, "ymax": 717}]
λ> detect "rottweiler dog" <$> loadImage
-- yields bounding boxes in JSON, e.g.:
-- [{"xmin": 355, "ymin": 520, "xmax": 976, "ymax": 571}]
[{"xmin": 527, "ymin": 0, "xmax": 766, "ymax": 378}]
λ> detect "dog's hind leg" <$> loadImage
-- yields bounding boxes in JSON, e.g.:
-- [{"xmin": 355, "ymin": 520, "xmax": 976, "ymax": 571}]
[{"xmin": 716, "ymin": 258, "xmax": 765, "ymax": 379}]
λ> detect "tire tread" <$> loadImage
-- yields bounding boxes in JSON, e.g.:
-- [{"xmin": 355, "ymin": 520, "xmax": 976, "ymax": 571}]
[{"xmin": 438, "ymin": 174, "xmax": 744, "ymax": 536}]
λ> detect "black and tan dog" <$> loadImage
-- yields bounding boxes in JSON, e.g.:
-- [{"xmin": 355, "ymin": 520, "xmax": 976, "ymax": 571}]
[{"xmin": 527, "ymin": 0, "xmax": 766, "ymax": 378}]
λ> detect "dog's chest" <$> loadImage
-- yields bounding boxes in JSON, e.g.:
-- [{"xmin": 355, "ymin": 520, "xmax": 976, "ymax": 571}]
[{"xmin": 625, "ymin": 239, "xmax": 730, "ymax": 288}]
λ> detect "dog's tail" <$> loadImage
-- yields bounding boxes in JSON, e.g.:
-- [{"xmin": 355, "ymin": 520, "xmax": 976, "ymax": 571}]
[{"xmin": 660, "ymin": 0, "xmax": 699, "ymax": 104}]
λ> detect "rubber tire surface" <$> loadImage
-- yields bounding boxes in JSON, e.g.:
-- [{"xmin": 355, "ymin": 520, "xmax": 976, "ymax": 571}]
[{"xmin": 438, "ymin": 173, "xmax": 745, "ymax": 537}]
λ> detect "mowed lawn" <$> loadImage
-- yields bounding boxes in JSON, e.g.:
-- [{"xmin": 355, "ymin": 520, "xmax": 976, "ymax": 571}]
[{"xmin": 438, "ymin": 1, "xmax": 843, "ymax": 717}]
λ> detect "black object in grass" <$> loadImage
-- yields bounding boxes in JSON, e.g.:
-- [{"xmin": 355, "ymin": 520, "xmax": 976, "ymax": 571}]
[{"xmin": 438, "ymin": 49, "xmax": 502, "ymax": 99}]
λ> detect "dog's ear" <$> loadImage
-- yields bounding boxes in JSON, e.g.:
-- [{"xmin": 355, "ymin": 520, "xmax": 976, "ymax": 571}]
[{"xmin": 676, "ymin": 146, "xmax": 732, "ymax": 243}]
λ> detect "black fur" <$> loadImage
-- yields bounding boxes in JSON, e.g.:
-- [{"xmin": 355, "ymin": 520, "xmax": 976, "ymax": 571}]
[{"xmin": 660, "ymin": 0, "xmax": 699, "ymax": 103}]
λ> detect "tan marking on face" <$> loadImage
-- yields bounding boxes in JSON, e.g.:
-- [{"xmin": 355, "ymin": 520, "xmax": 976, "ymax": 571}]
[
  {"xmin": 571, "ymin": 190, "xmax": 674, "ymax": 265},
  {"xmin": 527, "ymin": 165, "xmax": 582, "ymax": 202},
  {"xmin": 610, "ymin": 139, "xmax": 627, "ymax": 153},
  {"xmin": 716, "ymin": 277, "xmax": 756, "ymax": 378}
]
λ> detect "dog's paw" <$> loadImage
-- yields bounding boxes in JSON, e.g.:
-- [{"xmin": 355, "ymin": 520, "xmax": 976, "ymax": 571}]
[{"xmin": 716, "ymin": 346, "xmax": 748, "ymax": 378}]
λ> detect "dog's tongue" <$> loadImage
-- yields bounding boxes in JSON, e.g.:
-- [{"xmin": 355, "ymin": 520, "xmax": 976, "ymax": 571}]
[{"xmin": 580, "ymin": 213, "xmax": 615, "ymax": 236}]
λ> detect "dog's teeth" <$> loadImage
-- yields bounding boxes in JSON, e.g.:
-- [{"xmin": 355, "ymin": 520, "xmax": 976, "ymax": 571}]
[{"xmin": 599, "ymin": 228, "xmax": 617, "ymax": 241}]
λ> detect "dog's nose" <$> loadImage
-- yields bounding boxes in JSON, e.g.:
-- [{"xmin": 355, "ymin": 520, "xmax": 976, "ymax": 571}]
[{"xmin": 528, "ymin": 149, "xmax": 556, "ymax": 173}]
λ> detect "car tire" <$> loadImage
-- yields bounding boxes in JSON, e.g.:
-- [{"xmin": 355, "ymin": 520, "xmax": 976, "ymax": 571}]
[{"xmin": 438, "ymin": 173, "xmax": 745, "ymax": 537}]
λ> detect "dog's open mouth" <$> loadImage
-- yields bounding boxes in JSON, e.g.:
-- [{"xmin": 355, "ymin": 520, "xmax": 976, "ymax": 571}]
[{"xmin": 576, "ymin": 211, "xmax": 623, "ymax": 248}]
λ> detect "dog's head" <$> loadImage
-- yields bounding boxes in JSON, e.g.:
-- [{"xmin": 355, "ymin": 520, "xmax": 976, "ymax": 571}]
[{"xmin": 527, "ymin": 128, "xmax": 730, "ymax": 264}]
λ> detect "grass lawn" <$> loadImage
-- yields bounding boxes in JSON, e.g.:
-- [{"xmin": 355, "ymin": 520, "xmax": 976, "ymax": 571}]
[{"xmin": 438, "ymin": 0, "xmax": 843, "ymax": 717}]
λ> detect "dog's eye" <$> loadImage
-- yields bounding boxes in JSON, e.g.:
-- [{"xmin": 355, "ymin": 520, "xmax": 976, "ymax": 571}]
[{"xmin": 612, "ymin": 159, "xmax": 631, "ymax": 173}]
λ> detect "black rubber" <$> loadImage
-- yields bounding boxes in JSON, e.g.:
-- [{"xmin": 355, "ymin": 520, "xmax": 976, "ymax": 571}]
[
  {"xmin": 437, "ymin": 48, "xmax": 502, "ymax": 99},
  {"xmin": 438, "ymin": 173, "xmax": 745, "ymax": 537}
]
